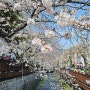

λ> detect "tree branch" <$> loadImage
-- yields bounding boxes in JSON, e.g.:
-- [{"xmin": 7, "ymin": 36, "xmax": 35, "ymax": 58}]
[
  {"xmin": 7, "ymin": 23, "xmax": 27, "ymax": 38},
  {"xmin": 67, "ymin": 0, "xmax": 90, "ymax": 6},
  {"xmin": 35, "ymin": 20, "xmax": 56, "ymax": 23},
  {"xmin": 53, "ymin": 0, "xmax": 90, "ymax": 6}
]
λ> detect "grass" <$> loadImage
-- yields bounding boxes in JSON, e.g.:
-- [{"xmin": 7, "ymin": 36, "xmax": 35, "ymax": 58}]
[
  {"xmin": 61, "ymin": 79, "xmax": 73, "ymax": 90},
  {"xmin": 38, "ymin": 76, "xmax": 45, "ymax": 86},
  {"xmin": 31, "ymin": 76, "xmax": 45, "ymax": 90},
  {"xmin": 55, "ymin": 73, "xmax": 73, "ymax": 90}
]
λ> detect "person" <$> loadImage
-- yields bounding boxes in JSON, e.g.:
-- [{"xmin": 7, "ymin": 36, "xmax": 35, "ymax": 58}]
[{"xmin": 70, "ymin": 64, "xmax": 75, "ymax": 71}]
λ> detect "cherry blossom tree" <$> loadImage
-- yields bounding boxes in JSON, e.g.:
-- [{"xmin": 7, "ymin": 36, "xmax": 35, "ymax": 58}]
[
  {"xmin": 0, "ymin": 0, "xmax": 90, "ymax": 39},
  {"xmin": 0, "ymin": 0, "xmax": 90, "ymax": 67}
]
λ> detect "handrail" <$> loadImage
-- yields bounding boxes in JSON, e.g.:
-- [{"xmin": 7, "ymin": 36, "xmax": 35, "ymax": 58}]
[{"xmin": 69, "ymin": 70, "xmax": 90, "ymax": 90}]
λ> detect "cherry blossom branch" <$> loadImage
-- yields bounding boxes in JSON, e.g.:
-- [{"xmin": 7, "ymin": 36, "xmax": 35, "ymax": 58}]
[
  {"xmin": 67, "ymin": 0, "xmax": 90, "ymax": 6},
  {"xmin": 36, "ymin": 20, "xmax": 56, "ymax": 23},
  {"xmin": 7, "ymin": 23, "xmax": 27, "ymax": 38},
  {"xmin": 52, "ymin": 0, "xmax": 90, "ymax": 7}
]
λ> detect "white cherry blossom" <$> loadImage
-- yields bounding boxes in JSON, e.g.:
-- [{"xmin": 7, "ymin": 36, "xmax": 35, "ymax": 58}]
[
  {"xmin": 45, "ymin": 30, "xmax": 55, "ymax": 38},
  {"xmin": 33, "ymin": 2, "xmax": 41, "ymax": 9},
  {"xmin": 46, "ymin": 7, "xmax": 55, "ymax": 14},
  {"xmin": 13, "ymin": 33, "xmax": 22, "ymax": 38},
  {"xmin": 55, "ymin": 11, "xmax": 71, "ymax": 28},
  {"xmin": 55, "ymin": 15, "xmax": 60, "ymax": 21},
  {"xmin": 27, "ymin": 18, "xmax": 35, "ymax": 25},
  {"xmin": 86, "ymin": 79, "xmax": 90, "ymax": 84},
  {"xmin": 55, "ymin": 9, "xmax": 77, "ymax": 28},
  {"xmin": 42, "ymin": 0, "xmax": 52, "ymax": 7},
  {"xmin": 42, "ymin": 0, "xmax": 55, "ymax": 14},
  {"xmin": 0, "ymin": 2, "xmax": 6, "ymax": 10},
  {"xmin": 4, "ymin": 0, "xmax": 13, "ymax": 3},
  {"xmin": 74, "ymin": 20, "xmax": 90, "ymax": 30},
  {"xmin": 13, "ymin": 3, "xmax": 21, "ymax": 11},
  {"xmin": 32, "ymin": 37, "xmax": 41, "ymax": 46},
  {"xmin": 41, "ymin": 44, "xmax": 53, "ymax": 53}
]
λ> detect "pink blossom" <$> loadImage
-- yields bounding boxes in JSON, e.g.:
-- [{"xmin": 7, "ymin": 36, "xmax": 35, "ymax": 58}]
[
  {"xmin": 41, "ymin": 44, "xmax": 53, "ymax": 53},
  {"xmin": 41, "ymin": 41, "xmax": 46, "ymax": 46}
]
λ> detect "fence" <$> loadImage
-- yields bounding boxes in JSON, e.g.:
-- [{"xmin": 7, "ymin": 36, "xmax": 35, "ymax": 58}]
[
  {"xmin": 69, "ymin": 70, "xmax": 90, "ymax": 90},
  {"xmin": 0, "ymin": 58, "xmax": 34, "ymax": 80}
]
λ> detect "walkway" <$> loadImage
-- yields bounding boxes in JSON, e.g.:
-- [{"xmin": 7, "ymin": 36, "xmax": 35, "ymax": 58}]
[{"xmin": 34, "ymin": 73, "xmax": 62, "ymax": 90}]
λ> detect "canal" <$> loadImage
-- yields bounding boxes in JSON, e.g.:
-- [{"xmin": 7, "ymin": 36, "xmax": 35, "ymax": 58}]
[{"xmin": 33, "ymin": 73, "xmax": 63, "ymax": 90}]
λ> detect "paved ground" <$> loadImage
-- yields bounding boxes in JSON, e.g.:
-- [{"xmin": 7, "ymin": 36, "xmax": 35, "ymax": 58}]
[{"xmin": 34, "ymin": 73, "xmax": 62, "ymax": 90}]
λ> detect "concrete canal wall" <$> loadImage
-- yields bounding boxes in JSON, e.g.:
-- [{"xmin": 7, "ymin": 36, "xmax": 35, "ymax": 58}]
[{"xmin": 0, "ymin": 73, "xmax": 40, "ymax": 90}]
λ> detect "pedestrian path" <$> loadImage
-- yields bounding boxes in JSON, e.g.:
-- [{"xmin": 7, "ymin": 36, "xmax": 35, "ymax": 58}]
[
  {"xmin": 41, "ymin": 79, "xmax": 51, "ymax": 90},
  {"xmin": 34, "ymin": 73, "xmax": 62, "ymax": 90},
  {"xmin": 34, "ymin": 76, "xmax": 51, "ymax": 90}
]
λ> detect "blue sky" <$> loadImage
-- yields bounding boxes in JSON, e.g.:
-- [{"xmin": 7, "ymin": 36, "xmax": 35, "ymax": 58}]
[{"xmin": 28, "ymin": 1, "xmax": 90, "ymax": 49}]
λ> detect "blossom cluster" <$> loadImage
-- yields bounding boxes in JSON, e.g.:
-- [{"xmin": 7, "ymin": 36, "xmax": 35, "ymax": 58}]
[
  {"xmin": 0, "ymin": 1, "xmax": 35, "ymax": 26},
  {"xmin": 1, "ymin": 0, "xmax": 12, "ymax": 3},
  {"xmin": 31, "ymin": 28, "xmax": 55, "ymax": 53},
  {"xmin": 13, "ymin": 3, "xmax": 21, "ymax": 11},
  {"xmin": 32, "ymin": 37, "xmax": 41, "ymax": 46},
  {"xmin": 32, "ymin": 2, "xmax": 41, "ymax": 9},
  {"xmin": 32, "ymin": 37, "xmax": 53, "ymax": 53},
  {"xmin": 41, "ymin": 44, "xmax": 53, "ymax": 53},
  {"xmin": 75, "ymin": 16, "xmax": 90, "ymax": 30},
  {"xmin": 55, "ymin": 9, "xmax": 75, "ymax": 28},
  {"xmin": 27, "ymin": 18, "xmax": 35, "ymax": 25},
  {"xmin": 42, "ymin": 0, "xmax": 55, "ymax": 14},
  {"xmin": 42, "ymin": 0, "xmax": 52, "ymax": 8},
  {"xmin": 0, "ymin": 40, "xmax": 10, "ymax": 56},
  {"xmin": 45, "ymin": 30, "xmax": 55, "ymax": 38},
  {"xmin": 86, "ymin": 79, "xmax": 90, "ymax": 84},
  {"xmin": 55, "ymin": 8, "xmax": 90, "ymax": 30},
  {"xmin": 0, "ymin": 2, "xmax": 6, "ymax": 10}
]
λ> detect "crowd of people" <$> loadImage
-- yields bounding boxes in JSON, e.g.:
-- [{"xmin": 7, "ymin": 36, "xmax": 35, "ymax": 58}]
[{"xmin": 69, "ymin": 63, "xmax": 90, "ymax": 76}]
